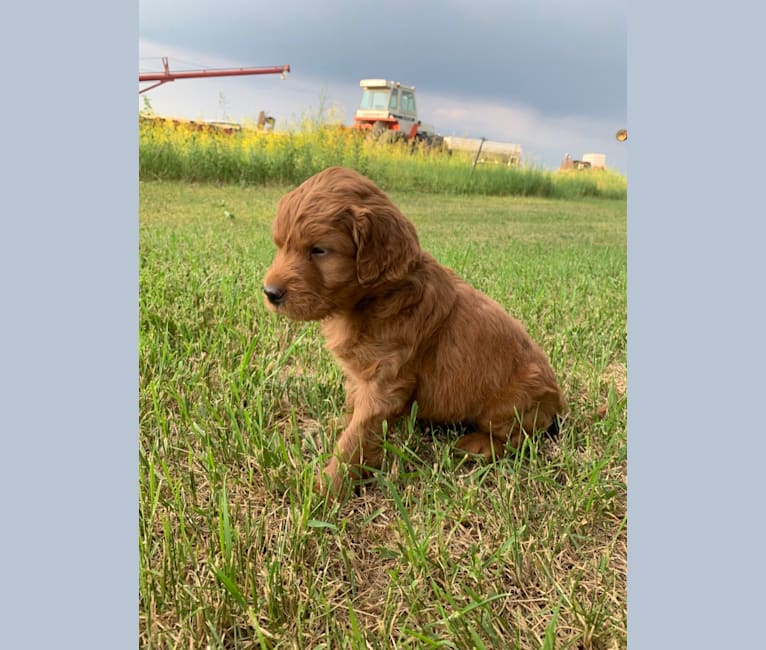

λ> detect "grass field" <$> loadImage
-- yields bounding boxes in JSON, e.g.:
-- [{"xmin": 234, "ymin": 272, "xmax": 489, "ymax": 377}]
[
  {"xmin": 139, "ymin": 116, "xmax": 627, "ymax": 201},
  {"xmin": 139, "ymin": 180, "xmax": 627, "ymax": 649}
]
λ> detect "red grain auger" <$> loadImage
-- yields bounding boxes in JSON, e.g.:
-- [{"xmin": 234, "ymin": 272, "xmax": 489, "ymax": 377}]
[{"xmin": 139, "ymin": 57, "xmax": 290, "ymax": 94}]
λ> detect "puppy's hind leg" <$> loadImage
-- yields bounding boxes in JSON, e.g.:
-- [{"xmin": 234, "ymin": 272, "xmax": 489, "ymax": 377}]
[
  {"xmin": 454, "ymin": 404, "xmax": 556, "ymax": 462},
  {"xmin": 454, "ymin": 430, "xmax": 509, "ymax": 460}
]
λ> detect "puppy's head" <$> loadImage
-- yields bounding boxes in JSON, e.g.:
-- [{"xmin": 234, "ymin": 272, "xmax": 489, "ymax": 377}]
[{"xmin": 262, "ymin": 167, "xmax": 420, "ymax": 321}]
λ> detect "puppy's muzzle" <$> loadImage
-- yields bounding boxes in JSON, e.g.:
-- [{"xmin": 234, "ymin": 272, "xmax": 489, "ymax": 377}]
[{"xmin": 263, "ymin": 285, "xmax": 286, "ymax": 306}]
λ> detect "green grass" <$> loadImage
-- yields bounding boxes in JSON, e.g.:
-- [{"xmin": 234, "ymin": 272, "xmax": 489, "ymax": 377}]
[
  {"xmin": 139, "ymin": 118, "xmax": 627, "ymax": 200},
  {"xmin": 139, "ymin": 180, "xmax": 626, "ymax": 649}
]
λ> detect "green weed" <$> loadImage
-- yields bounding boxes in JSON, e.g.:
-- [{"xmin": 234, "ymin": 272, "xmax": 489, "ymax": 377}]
[{"xmin": 139, "ymin": 118, "xmax": 627, "ymax": 200}]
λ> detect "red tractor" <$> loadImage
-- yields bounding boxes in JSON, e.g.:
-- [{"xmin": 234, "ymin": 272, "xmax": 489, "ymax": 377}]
[{"xmin": 352, "ymin": 79, "xmax": 443, "ymax": 147}]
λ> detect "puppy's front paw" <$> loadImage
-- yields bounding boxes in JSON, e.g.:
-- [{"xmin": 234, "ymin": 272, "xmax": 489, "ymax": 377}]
[{"xmin": 315, "ymin": 457, "xmax": 348, "ymax": 499}]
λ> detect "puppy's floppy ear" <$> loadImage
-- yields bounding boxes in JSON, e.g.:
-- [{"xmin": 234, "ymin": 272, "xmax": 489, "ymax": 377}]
[{"xmin": 350, "ymin": 203, "xmax": 420, "ymax": 286}]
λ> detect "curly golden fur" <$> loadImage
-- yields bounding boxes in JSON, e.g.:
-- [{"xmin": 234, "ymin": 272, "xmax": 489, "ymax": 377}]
[{"xmin": 263, "ymin": 167, "xmax": 565, "ymax": 495}]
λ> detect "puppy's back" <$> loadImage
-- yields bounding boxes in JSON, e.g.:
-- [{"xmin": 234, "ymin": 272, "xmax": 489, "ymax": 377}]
[{"xmin": 411, "ymin": 255, "xmax": 563, "ymax": 427}]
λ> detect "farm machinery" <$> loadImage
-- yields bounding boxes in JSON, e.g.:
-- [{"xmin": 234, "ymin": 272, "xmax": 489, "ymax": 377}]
[
  {"xmin": 352, "ymin": 79, "xmax": 444, "ymax": 147},
  {"xmin": 139, "ymin": 58, "xmax": 290, "ymax": 94},
  {"xmin": 352, "ymin": 79, "xmax": 522, "ymax": 165},
  {"xmin": 138, "ymin": 57, "xmax": 290, "ymax": 131}
]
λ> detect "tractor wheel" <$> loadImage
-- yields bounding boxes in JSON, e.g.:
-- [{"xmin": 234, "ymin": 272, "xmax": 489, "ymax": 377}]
[
  {"xmin": 414, "ymin": 134, "xmax": 445, "ymax": 153},
  {"xmin": 427, "ymin": 134, "xmax": 445, "ymax": 151},
  {"xmin": 372, "ymin": 121, "xmax": 388, "ymax": 137}
]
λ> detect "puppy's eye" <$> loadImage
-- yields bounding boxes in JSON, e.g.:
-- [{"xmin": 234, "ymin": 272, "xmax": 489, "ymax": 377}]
[{"xmin": 310, "ymin": 246, "xmax": 327, "ymax": 258}]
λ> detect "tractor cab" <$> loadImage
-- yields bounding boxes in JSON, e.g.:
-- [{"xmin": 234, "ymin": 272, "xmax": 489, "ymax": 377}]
[{"xmin": 354, "ymin": 79, "xmax": 419, "ymax": 136}]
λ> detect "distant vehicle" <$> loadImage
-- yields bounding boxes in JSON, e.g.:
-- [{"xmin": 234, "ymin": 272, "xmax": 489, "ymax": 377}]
[
  {"xmin": 352, "ymin": 79, "xmax": 443, "ymax": 147},
  {"xmin": 352, "ymin": 79, "xmax": 522, "ymax": 164},
  {"xmin": 559, "ymin": 152, "xmax": 607, "ymax": 171}
]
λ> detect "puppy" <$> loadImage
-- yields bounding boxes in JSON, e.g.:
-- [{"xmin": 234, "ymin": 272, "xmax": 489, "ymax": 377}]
[{"xmin": 263, "ymin": 167, "xmax": 564, "ymax": 495}]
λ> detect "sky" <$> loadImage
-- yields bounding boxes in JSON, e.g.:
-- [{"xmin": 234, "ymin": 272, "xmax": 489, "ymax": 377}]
[{"xmin": 139, "ymin": 0, "xmax": 626, "ymax": 173}]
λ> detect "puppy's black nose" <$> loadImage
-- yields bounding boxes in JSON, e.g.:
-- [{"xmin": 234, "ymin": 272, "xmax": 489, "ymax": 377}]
[{"xmin": 263, "ymin": 285, "xmax": 286, "ymax": 306}]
